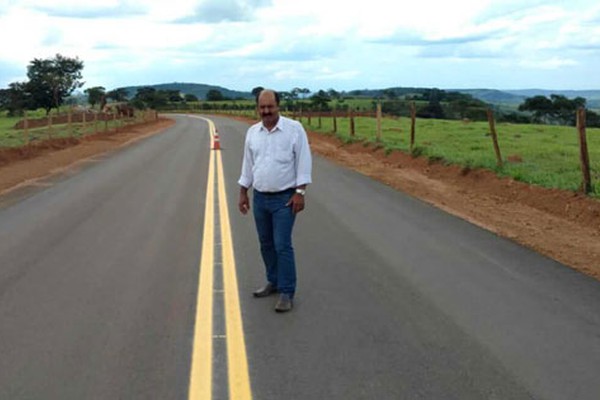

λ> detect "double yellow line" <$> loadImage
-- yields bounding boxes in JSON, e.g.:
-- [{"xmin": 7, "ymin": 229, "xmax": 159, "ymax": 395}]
[{"xmin": 188, "ymin": 117, "xmax": 252, "ymax": 400}]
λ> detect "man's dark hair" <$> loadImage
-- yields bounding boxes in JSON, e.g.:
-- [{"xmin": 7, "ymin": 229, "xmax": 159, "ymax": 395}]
[{"xmin": 255, "ymin": 89, "xmax": 280, "ymax": 105}]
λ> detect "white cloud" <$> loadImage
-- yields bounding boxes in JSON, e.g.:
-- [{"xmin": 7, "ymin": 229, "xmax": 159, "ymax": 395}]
[
  {"xmin": 178, "ymin": 0, "xmax": 272, "ymax": 23},
  {"xmin": 518, "ymin": 57, "xmax": 578, "ymax": 70},
  {"xmin": 0, "ymin": 0, "xmax": 599, "ymax": 90}
]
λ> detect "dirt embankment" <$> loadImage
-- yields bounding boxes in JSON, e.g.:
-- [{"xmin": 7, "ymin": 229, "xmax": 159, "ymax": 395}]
[
  {"xmin": 0, "ymin": 118, "xmax": 174, "ymax": 195},
  {"xmin": 0, "ymin": 115, "xmax": 598, "ymax": 280}
]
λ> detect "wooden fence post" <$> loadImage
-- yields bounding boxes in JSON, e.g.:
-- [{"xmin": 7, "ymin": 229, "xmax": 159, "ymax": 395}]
[
  {"xmin": 350, "ymin": 109, "xmax": 355, "ymax": 137},
  {"xmin": 333, "ymin": 112, "xmax": 337, "ymax": 133},
  {"xmin": 410, "ymin": 102, "xmax": 416, "ymax": 152},
  {"xmin": 82, "ymin": 111, "xmax": 87, "ymax": 136},
  {"xmin": 318, "ymin": 112, "xmax": 322, "ymax": 129},
  {"xmin": 94, "ymin": 112, "xmax": 98, "ymax": 134},
  {"xmin": 376, "ymin": 101, "xmax": 382, "ymax": 142},
  {"xmin": 47, "ymin": 113, "xmax": 53, "ymax": 140},
  {"xmin": 23, "ymin": 111, "xmax": 30, "ymax": 145},
  {"xmin": 68, "ymin": 109, "xmax": 73, "ymax": 137},
  {"xmin": 486, "ymin": 109, "xmax": 503, "ymax": 167},
  {"xmin": 577, "ymin": 108, "xmax": 592, "ymax": 194}
]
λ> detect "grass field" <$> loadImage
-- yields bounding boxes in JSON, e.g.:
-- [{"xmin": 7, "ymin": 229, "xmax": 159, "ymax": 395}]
[
  {"xmin": 0, "ymin": 111, "xmax": 153, "ymax": 147},
  {"xmin": 0, "ymin": 116, "xmax": 22, "ymax": 146},
  {"xmin": 301, "ymin": 114, "xmax": 600, "ymax": 197}
]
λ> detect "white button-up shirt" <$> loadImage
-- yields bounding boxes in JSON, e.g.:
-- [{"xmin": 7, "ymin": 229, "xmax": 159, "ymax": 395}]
[{"xmin": 238, "ymin": 116, "xmax": 312, "ymax": 192}]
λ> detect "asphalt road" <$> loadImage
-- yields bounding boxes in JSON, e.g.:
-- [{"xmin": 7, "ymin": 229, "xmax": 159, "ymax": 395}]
[{"xmin": 1, "ymin": 114, "xmax": 599, "ymax": 400}]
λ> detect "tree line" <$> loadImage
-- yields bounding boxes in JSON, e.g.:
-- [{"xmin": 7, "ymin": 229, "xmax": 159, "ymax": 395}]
[
  {"xmin": 518, "ymin": 94, "xmax": 599, "ymax": 126},
  {"xmin": 133, "ymin": 84, "xmax": 600, "ymax": 127},
  {"xmin": 2, "ymin": 55, "xmax": 596, "ymax": 128}
]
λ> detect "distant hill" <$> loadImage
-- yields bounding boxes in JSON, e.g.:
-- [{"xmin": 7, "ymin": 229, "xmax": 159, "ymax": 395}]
[
  {"xmin": 345, "ymin": 87, "xmax": 426, "ymax": 98},
  {"xmin": 455, "ymin": 89, "xmax": 600, "ymax": 108},
  {"xmin": 505, "ymin": 89, "xmax": 600, "ymax": 99},
  {"xmin": 109, "ymin": 82, "xmax": 600, "ymax": 108},
  {"xmin": 452, "ymin": 89, "xmax": 526, "ymax": 105},
  {"xmin": 344, "ymin": 87, "xmax": 600, "ymax": 108},
  {"xmin": 116, "ymin": 82, "xmax": 253, "ymax": 101}
]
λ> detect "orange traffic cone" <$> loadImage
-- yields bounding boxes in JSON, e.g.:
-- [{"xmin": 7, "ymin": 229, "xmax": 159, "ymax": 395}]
[{"xmin": 213, "ymin": 131, "xmax": 221, "ymax": 150}]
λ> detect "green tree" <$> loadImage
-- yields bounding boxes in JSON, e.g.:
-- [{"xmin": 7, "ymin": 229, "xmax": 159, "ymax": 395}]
[
  {"xmin": 587, "ymin": 110, "xmax": 600, "ymax": 128},
  {"xmin": 184, "ymin": 93, "xmax": 199, "ymax": 102},
  {"xmin": 84, "ymin": 86, "xmax": 106, "ymax": 108},
  {"xmin": 327, "ymin": 88, "xmax": 341, "ymax": 100},
  {"xmin": 0, "ymin": 89, "xmax": 8, "ymax": 111},
  {"xmin": 133, "ymin": 87, "xmax": 167, "ymax": 109},
  {"xmin": 518, "ymin": 95, "xmax": 554, "ymax": 123},
  {"xmin": 446, "ymin": 94, "xmax": 488, "ymax": 120},
  {"xmin": 417, "ymin": 89, "xmax": 445, "ymax": 119},
  {"xmin": 165, "ymin": 90, "xmax": 183, "ymax": 102},
  {"xmin": 416, "ymin": 101, "xmax": 445, "ymax": 119},
  {"xmin": 519, "ymin": 94, "xmax": 586, "ymax": 125},
  {"xmin": 107, "ymin": 88, "xmax": 129, "ymax": 102},
  {"xmin": 382, "ymin": 88, "xmax": 398, "ymax": 100},
  {"xmin": 0, "ymin": 82, "xmax": 31, "ymax": 116},
  {"xmin": 381, "ymin": 100, "xmax": 410, "ymax": 117},
  {"xmin": 206, "ymin": 89, "xmax": 224, "ymax": 101},
  {"xmin": 550, "ymin": 94, "xmax": 585, "ymax": 125},
  {"xmin": 310, "ymin": 90, "xmax": 331, "ymax": 110},
  {"xmin": 26, "ymin": 54, "xmax": 84, "ymax": 114}
]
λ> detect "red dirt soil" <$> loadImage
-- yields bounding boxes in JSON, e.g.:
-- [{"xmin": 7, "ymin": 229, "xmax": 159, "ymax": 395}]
[
  {"xmin": 0, "ymin": 118, "xmax": 174, "ymax": 195},
  {"xmin": 1, "ymin": 116, "xmax": 598, "ymax": 280}
]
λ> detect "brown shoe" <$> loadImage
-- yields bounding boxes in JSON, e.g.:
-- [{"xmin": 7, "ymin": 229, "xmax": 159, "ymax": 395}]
[
  {"xmin": 275, "ymin": 293, "xmax": 293, "ymax": 312},
  {"xmin": 253, "ymin": 283, "xmax": 277, "ymax": 298}
]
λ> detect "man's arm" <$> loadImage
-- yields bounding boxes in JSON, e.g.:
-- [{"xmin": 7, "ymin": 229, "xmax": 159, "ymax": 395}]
[
  {"xmin": 239, "ymin": 186, "xmax": 250, "ymax": 215},
  {"xmin": 293, "ymin": 123, "xmax": 312, "ymax": 189},
  {"xmin": 238, "ymin": 131, "xmax": 254, "ymax": 215}
]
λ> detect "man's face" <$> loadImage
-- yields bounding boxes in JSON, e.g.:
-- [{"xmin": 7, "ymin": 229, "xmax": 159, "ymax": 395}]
[{"xmin": 257, "ymin": 92, "xmax": 279, "ymax": 127}]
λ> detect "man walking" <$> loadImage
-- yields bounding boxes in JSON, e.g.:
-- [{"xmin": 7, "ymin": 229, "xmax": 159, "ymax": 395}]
[{"xmin": 238, "ymin": 89, "xmax": 312, "ymax": 312}]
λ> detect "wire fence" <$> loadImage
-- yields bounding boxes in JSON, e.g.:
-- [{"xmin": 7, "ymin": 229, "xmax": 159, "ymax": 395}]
[{"xmin": 15, "ymin": 109, "xmax": 159, "ymax": 147}]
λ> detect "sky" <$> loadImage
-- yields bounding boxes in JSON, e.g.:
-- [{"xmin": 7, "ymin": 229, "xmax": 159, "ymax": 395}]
[{"xmin": 1, "ymin": 0, "xmax": 599, "ymax": 93}]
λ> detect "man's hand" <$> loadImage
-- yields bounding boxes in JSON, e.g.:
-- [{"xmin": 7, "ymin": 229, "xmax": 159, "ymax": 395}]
[
  {"xmin": 239, "ymin": 188, "xmax": 250, "ymax": 215},
  {"xmin": 286, "ymin": 193, "xmax": 305, "ymax": 214}
]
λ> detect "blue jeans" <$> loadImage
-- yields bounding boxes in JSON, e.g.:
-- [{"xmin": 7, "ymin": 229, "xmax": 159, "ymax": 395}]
[{"xmin": 253, "ymin": 189, "xmax": 297, "ymax": 297}]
